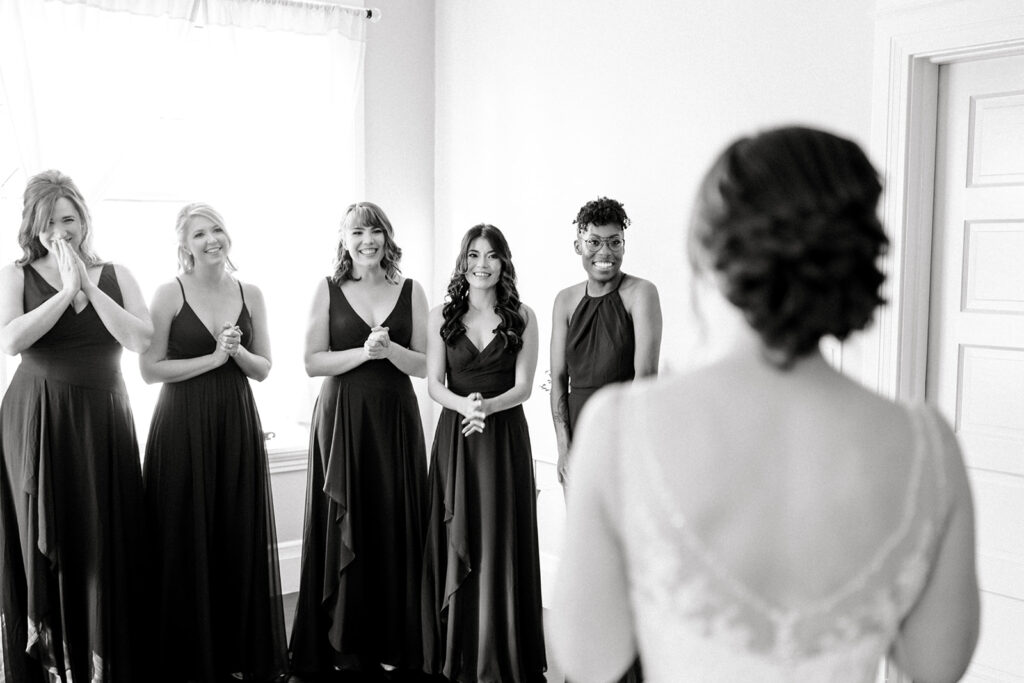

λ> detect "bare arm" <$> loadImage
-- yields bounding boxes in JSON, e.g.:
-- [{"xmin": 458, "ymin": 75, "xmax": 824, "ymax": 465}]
[
  {"xmin": 426, "ymin": 305, "xmax": 484, "ymax": 419},
  {"xmin": 478, "ymin": 304, "xmax": 539, "ymax": 415},
  {"xmin": 78, "ymin": 255, "xmax": 152, "ymax": 353},
  {"xmin": 551, "ymin": 388, "xmax": 637, "ymax": 682},
  {"xmin": 230, "ymin": 282, "xmax": 272, "ymax": 381},
  {"xmin": 891, "ymin": 413, "xmax": 980, "ymax": 682},
  {"xmin": 629, "ymin": 279, "xmax": 662, "ymax": 378},
  {"xmin": 549, "ymin": 290, "xmax": 573, "ymax": 485},
  {"xmin": 303, "ymin": 278, "xmax": 371, "ymax": 377},
  {"xmin": 139, "ymin": 282, "xmax": 230, "ymax": 384},
  {"xmin": 375, "ymin": 279, "xmax": 428, "ymax": 378},
  {"xmin": 0, "ymin": 263, "xmax": 76, "ymax": 355}
]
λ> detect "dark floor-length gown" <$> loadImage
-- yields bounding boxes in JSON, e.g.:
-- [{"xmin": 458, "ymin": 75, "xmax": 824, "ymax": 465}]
[
  {"xmin": 564, "ymin": 273, "xmax": 643, "ymax": 683},
  {"xmin": 0, "ymin": 263, "xmax": 147, "ymax": 682},
  {"xmin": 422, "ymin": 332, "xmax": 547, "ymax": 683},
  {"xmin": 290, "ymin": 277, "xmax": 427, "ymax": 677},
  {"xmin": 143, "ymin": 278, "xmax": 287, "ymax": 682}
]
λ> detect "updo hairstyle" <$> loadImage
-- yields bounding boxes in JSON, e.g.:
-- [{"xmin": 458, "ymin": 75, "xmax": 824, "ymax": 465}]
[{"xmin": 689, "ymin": 126, "xmax": 888, "ymax": 368}]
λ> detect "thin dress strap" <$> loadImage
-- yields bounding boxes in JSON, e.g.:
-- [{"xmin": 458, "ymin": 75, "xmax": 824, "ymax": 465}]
[
  {"xmin": 175, "ymin": 276, "xmax": 186, "ymax": 302},
  {"xmin": 237, "ymin": 279, "xmax": 246, "ymax": 306}
]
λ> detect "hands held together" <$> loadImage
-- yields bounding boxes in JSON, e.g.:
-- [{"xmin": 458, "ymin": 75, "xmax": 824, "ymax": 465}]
[
  {"xmin": 364, "ymin": 325, "xmax": 392, "ymax": 361},
  {"xmin": 215, "ymin": 322, "xmax": 243, "ymax": 361},
  {"xmin": 462, "ymin": 391, "xmax": 487, "ymax": 437}
]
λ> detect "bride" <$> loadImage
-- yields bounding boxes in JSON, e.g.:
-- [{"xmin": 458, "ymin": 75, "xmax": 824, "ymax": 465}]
[{"xmin": 550, "ymin": 126, "xmax": 979, "ymax": 683}]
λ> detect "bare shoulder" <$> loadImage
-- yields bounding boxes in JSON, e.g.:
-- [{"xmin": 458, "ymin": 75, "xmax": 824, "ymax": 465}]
[
  {"xmin": 428, "ymin": 303, "xmax": 446, "ymax": 327},
  {"xmin": 518, "ymin": 302, "xmax": 536, "ymax": 326},
  {"xmin": 619, "ymin": 274, "xmax": 659, "ymax": 305},
  {"xmin": 238, "ymin": 279, "xmax": 266, "ymax": 303},
  {"xmin": 0, "ymin": 262, "xmax": 24, "ymax": 285},
  {"xmin": 553, "ymin": 282, "xmax": 586, "ymax": 317}
]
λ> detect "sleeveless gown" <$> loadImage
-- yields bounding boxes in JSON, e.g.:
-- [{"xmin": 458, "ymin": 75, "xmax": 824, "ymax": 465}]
[
  {"xmin": 290, "ymin": 277, "xmax": 427, "ymax": 676},
  {"xmin": 610, "ymin": 389, "xmax": 953, "ymax": 682},
  {"xmin": 565, "ymin": 274, "xmax": 635, "ymax": 433},
  {"xmin": 421, "ymin": 332, "xmax": 547, "ymax": 683},
  {"xmin": 143, "ymin": 278, "xmax": 287, "ymax": 682},
  {"xmin": 0, "ymin": 263, "xmax": 147, "ymax": 682},
  {"xmin": 564, "ymin": 274, "xmax": 642, "ymax": 683}
]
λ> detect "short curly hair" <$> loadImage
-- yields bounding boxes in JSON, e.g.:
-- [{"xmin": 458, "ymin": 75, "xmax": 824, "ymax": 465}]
[
  {"xmin": 689, "ymin": 126, "xmax": 888, "ymax": 368},
  {"xmin": 573, "ymin": 196, "xmax": 631, "ymax": 234}
]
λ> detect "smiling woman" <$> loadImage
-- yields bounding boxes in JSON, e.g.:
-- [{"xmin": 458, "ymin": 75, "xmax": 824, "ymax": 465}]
[{"xmin": 0, "ymin": 169, "xmax": 152, "ymax": 682}]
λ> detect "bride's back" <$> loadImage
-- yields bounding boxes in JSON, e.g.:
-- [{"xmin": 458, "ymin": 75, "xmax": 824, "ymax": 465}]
[{"xmin": 613, "ymin": 356, "xmax": 952, "ymax": 681}]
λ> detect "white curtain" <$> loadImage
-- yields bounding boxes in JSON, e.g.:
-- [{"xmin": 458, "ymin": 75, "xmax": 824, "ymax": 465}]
[{"xmin": 0, "ymin": 0, "xmax": 368, "ymax": 450}]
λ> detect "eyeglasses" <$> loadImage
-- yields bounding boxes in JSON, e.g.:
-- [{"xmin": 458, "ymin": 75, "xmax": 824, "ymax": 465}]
[{"xmin": 580, "ymin": 235, "xmax": 625, "ymax": 254}]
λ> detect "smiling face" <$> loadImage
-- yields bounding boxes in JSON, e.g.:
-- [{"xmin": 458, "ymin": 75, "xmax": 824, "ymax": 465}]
[
  {"xmin": 184, "ymin": 215, "xmax": 231, "ymax": 269},
  {"xmin": 342, "ymin": 214, "xmax": 387, "ymax": 270},
  {"xmin": 575, "ymin": 222, "xmax": 625, "ymax": 284},
  {"xmin": 38, "ymin": 197, "xmax": 84, "ymax": 255},
  {"xmin": 464, "ymin": 236, "xmax": 502, "ymax": 291}
]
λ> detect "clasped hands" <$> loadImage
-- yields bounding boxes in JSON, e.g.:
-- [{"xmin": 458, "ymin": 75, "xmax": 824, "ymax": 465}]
[
  {"xmin": 364, "ymin": 325, "xmax": 392, "ymax": 360},
  {"xmin": 51, "ymin": 232, "xmax": 91, "ymax": 298},
  {"xmin": 216, "ymin": 322, "xmax": 243, "ymax": 360},
  {"xmin": 461, "ymin": 392, "xmax": 487, "ymax": 437}
]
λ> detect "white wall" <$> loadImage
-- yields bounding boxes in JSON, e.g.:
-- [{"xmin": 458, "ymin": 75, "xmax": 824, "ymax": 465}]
[{"xmin": 434, "ymin": 0, "xmax": 877, "ymax": 467}]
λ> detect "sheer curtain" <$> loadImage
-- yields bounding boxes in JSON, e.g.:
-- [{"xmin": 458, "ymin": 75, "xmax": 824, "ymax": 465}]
[{"xmin": 0, "ymin": 0, "xmax": 368, "ymax": 451}]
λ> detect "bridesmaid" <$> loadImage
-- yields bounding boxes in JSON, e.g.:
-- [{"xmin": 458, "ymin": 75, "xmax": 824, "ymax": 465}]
[
  {"xmin": 290, "ymin": 201, "xmax": 429, "ymax": 680},
  {"xmin": 421, "ymin": 224, "xmax": 546, "ymax": 682},
  {"xmin": 0, "ymin": 170, "xmax": 152, "ymax": 682},
  {"xmin": 140, "ymin": 203, "xmax": 287, "ymax": 682}
]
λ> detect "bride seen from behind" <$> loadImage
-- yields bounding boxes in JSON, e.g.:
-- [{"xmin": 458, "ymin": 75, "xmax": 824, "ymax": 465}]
[{"xmin": 551, "ymin": 126, "xmax": 980, "ymax": 683}]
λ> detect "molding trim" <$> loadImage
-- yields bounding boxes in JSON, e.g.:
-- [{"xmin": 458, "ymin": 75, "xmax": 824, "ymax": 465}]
[
  {"xmin": 268, "ymin": 447, "xmax": 307, "ymax": 475},
  {"xmin": 867, "ymin": 1, "xmax": 1024, "ymax": 402}
]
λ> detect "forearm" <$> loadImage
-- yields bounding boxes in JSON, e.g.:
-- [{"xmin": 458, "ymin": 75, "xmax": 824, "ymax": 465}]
[
  {"xmin": 482, "ymin": 382, "xmax": 532, "ymax": 415},
  {"xmin": 386, "ymin": 342, "xmax": 427, "ymax": 378},
  {"xmin": 428, "ymin": 377, "xmax": 474, "ymax": 414},
  {"xmin": 0, "ymin": 289, "xmax": 75, "ymax": 355},
  {"xmin": 550, "ymin": 377, "xmax": 572, "ymax": 450},
  {"xmin": 86, "ymin": 285, "xmax": 152, "ymax": 353},
  {"xmin": 232, "ymin": 347, "xmax": 271, "ymax": 381},
  {"xmin": 142, "ymin": 354, "xmax": 222, "ymax": 384},
  {"xmin": 305, "ymin": 348, "xmax": 367, "ymax": 377}
]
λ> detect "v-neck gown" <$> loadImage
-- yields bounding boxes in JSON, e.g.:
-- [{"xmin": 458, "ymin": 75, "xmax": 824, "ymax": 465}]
[
  {"xmin": 421, "ymin": 333, "xmax": 547, "ymax": 683},
  {"xmin": 290, "ymin": 277, "xmax": 428, "ymax": 676},
  {"xmin": 0, "ymin": 263, "xmax": 148, "ymax": 682},
  {"xmin": 142, "ymin": 279, "xmax": 287, "ymax": 682}
]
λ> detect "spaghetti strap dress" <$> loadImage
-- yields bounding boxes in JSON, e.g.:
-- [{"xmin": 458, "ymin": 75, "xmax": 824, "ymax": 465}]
[
  {"xmin": 290, "ymin": 277, "xmax": 428, "ymax": 677},
  {"xmin": 421, "ymin": 333, "xmax": 547, "ymax": 683},
  {"xmin": 0, "ymin": 263, "xmax": 148, "ymax": 682},
  {"xmin": 143, "ymin": 278, "xmax": 287, "ymax": 682},
  {"xmin": 564, "ymin": 273, "xmax": 643, "ymax": 683},
  {"xmin": 564, "ymin": 274, "xmax": 635, "ymax": 434}
]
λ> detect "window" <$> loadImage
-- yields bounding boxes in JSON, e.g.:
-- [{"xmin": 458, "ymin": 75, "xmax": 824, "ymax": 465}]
[{"xmin": 0, "ymin": 0, "xmax": 368, "ymax": 453}]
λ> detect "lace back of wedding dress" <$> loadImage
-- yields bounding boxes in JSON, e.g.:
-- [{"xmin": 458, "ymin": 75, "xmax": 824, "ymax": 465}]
[{"xmin": 619, "ymin": 400, "xmax": 950, "ymax": 683}]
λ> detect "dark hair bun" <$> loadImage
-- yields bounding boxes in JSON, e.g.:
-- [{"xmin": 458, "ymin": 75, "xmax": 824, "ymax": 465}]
[{"xmin": 692, "ymin": 127, "xmax": 889, "ymax": 367}]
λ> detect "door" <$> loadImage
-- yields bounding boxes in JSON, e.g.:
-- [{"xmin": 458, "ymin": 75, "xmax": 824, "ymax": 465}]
[{"xmin": 929, "ymin": 54, "xmax": 1024, "ymax": 681}]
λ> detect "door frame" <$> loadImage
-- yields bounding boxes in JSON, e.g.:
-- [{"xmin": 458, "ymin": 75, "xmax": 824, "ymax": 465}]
[
  {"xmin": 868, "ymin": 2, "xmax": 1024, "ymax": 681},
  {"xmin": 863, "ymin": 0, "xmax": 1024, "ymax": 405}
]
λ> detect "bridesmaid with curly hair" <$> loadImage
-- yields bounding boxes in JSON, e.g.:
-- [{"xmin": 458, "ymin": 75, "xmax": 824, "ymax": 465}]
[{"xmin": 421, "ymin": 224, "xmax": 546, "ymax": 682}]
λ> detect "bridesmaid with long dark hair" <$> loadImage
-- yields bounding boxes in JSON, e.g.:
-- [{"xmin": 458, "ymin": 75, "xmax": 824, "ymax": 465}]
[
  {"xmin": 0, "ymin": 170, "xmax": 152, "ymax": 682},
  {"xmin": 290, "ymin": 201, "xmax": 429, "ymax": 680},
  {"xmin": 421, "ymin": 224, "xmax": 546, "ymax": 682},
  {"xmin": 140, "ymin": 203, "xmax": 287, "ymax": 682}
]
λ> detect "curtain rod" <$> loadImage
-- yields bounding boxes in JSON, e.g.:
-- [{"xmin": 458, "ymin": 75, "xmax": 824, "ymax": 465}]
[{"xmin": 190, "ymin": 0, "xmax": 382, "ymax": 24}]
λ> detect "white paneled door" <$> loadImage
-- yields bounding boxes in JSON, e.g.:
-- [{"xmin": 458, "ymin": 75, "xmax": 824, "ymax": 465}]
[{"xmin": 929, "ymin": 54, "xmax": 1024, "ymax": 681}]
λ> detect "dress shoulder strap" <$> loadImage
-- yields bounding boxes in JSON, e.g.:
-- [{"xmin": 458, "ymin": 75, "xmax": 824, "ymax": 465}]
[
  {"xmin": 237, "ymin": 279, "xmax": 246, "ymax": 306},
  {"xmin": 175, "ymin": 276, "xmax": 186, "ymax": 302}
]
